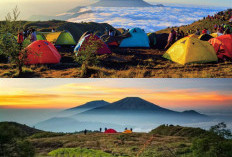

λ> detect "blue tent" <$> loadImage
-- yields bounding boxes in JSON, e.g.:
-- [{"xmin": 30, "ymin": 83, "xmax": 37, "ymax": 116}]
[{"xmin": 119, "ymin": 28, "xmax": 150, "ymax": 48}]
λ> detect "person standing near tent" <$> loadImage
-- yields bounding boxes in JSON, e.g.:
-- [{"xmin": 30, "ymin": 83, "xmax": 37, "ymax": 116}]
[
  {"xmin": 84, "ymin": 129, "xmax": 87, "ymax": 135},
  {"xmin": 30, "ymin": 29, "xmax": 37, "ymax": 42},
  {"xmin": 17, "ymin": 29, "xmax": 24, "ymax": 49},
  {"xmin": 23, "ymin": 28, "xmax": 28, "ymax": 40},
  {"xmin": 109, "ymin": 29, "xmax": 115, "ymax": 37},
  {"xmin": 100, "ymin": 128, "xmax": 102, "ymax": 132},
  {"xmin": 195, "ymin": 29, "xmax": 200, "ymax": 35},
  {"xmin": 202, "ymin": 28, "xmax": 207, "ymax": 34},
  {"xmin": 165, "ymin": 29, "xmax": 175, "ymax": 50},
  {"xmin": 51, "ymin": 28, "xmax": 56, "ymax": 32}
]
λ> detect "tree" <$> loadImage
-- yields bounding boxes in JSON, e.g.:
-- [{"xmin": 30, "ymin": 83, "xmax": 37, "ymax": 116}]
[
  {"xmin": 0, "ymin": 6, "xmax": 29, "ymax": 75},
  {"xmin": 209, "ymin": 122, "xmax": 232, "ymax": 139},
  {"xmin": 74, "ymin": 34, "xmax": 102, "ymax": 77},
  {"xmin": 191, "ymin": 122, "xmax": 232, "ymax": 157}
]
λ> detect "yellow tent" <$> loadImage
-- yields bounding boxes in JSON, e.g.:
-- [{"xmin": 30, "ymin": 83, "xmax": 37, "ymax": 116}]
[
  {"xmin": 210, "ymin": 33, "xmax": 223, "ymax": 38},
  {"xmin": 43, "ymin": 31, "xmax": 76, "ymax": 45},
  {"xmin": 123, "ymin": 130, "xmax": 132, "ymax": 134},
  {"xmin": 163, "ymin": 36, "xmax": 218, "ymax": 65}
]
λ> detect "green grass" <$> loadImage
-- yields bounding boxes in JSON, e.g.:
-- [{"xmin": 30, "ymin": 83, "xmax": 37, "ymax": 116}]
[{"xmin": 48, "ymin": 148, "xmax": 116, "ymax": 157}]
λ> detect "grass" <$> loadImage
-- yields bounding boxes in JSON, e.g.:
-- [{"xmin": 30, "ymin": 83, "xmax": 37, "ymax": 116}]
[
  {"xmin": 29, "ymin": 132, "xmax": 192, "ymax": 157},
  {"xmin": 0, "ymin": 47, "xmax": 231, "ymax": 78},
  {"xmin": 48, "ymin": 148, "xmax": 115, "ymax": 157}
]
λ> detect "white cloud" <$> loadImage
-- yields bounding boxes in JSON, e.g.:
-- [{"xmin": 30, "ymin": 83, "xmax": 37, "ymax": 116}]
[{"xmin": 67, "ymin": 6, "xmax": 221, "ymax": 33}]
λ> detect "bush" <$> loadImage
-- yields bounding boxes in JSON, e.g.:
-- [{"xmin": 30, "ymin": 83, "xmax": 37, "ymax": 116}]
[
  {"xmin": 74, "ymin": 34, "xmax": 102, "ymax": 77},
  {"xmin": 48, "ymin": 148, "xmax": 114, "ymax": 157}
]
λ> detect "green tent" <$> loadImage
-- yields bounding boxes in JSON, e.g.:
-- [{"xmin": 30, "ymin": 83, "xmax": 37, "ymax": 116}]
[
  {"xmin": 36, "ymin": 33, "xmax": 46, "ymax": 40},
  {"xmin": 44, "ymin": 31, "xmax": 77, "ymax": 45}
]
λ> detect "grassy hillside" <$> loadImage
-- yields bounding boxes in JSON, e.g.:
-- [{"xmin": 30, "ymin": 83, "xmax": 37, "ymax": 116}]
[
  {"xmin": 0, "ymin": 122, "xmax": 42, "ymax": 136},
  {"xmin": 156, "ymin": 9, "xmax": 232, "ymax": 34},
  {"xmin": 22, "ymin": 20, "xmax": 118, "ymax": 42},
  {"xmin": 150, "ymin": 124, "xmax": 208, "ymax": 138}
]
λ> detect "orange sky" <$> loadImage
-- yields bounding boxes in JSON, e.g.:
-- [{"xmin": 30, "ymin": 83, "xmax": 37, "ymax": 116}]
[{"xmin": 0, "ymin": 79, "xmax": 231, "ymax": 110}]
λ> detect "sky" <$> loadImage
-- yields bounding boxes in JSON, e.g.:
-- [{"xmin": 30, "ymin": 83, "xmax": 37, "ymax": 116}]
[
  {"xmin": 0, "ymin": 78, "xmax": 231, "ymax": 112},
  {"xmin": 0, "ymin": 0, "xmax": 231, "ymax": 20}
]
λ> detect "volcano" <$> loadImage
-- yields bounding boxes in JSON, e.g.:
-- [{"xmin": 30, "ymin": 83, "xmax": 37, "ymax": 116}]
[{"xmin": 90, "ymin": 0, "xmax": 153, "ymax": 7}]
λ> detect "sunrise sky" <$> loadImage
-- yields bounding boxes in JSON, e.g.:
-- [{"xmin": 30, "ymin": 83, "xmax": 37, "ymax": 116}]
[{"xmin": 0, "ymin": 79, "xmax": 231, "ymax": 111}]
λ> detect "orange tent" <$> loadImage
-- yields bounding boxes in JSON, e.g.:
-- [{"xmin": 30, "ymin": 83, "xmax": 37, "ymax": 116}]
[
  {"xmin": 104, "ymin": 129, "xmax": 117, "ymax": 134},
  {"xmin": 123, "ymin": 130, "xmax": 132, "ymax": 134},
  {"xmin": 209, "ymin": 34, "xmax": 232, "ymax": 60},
  {"xmin": 25, "ymin": 40, "xmax": 61, "ymax": 64}
]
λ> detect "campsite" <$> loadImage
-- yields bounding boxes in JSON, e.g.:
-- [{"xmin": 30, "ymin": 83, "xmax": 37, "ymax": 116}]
[{"xmin": 0, "ymin": 9, "xmax": 232, "ymax": 78}]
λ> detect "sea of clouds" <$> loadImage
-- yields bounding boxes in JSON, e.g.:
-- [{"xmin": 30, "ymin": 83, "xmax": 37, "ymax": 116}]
[{"xmin": 67, "ymin": 5, "xmax": 223, "ymax": 33}]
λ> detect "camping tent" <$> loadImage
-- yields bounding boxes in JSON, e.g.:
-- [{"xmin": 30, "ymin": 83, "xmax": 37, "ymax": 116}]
[
  {"xmin": 74, "ymin": 34, "xmax": 112, "ymax": 55},
  {"xmin": 163, "ymin": 36, "xmax": 218, "ymax": 65},
  {"xmin": 104, "ymin": 129, "xmax": 117, "ymax": 134},
  {"xmin": 123, "ymin": 130, "xmax": 132, "ymax": 134},
  {"xmin": 36, "ymin": 33, "xmax": 46, "ymax": 40},
  {"xmin": 25, "ymin": 40, "xmax": 61, "ymax": 64},
  {"xmin": 154, "ymin": 33, "xmax": 169, "ymax": 49},
  {"xmin": 44, "ymin": 31, "xmax": 76, "ymax": 46},
  {"xmin": 119, "ymin": 28, "xmax": 150, "ymax": 48},
  {"xmin": 147, "ymin": 33, "xmax": 157, "ymax": 47},
  {"xmin": 198, "ymin": 34, "xmax": 213, "ymax": 41},
  {"xmin": 211, "ymin": 33, "xmax": 223, "ymax": 38},
  {"xmin": 208, "ymin": 34, "xmax": 232, "ymax": 60}
]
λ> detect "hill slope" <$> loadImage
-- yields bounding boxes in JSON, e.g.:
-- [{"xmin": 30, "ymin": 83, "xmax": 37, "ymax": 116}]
[
  {"xmin": 150, "ymin": 124, "xmax": 208, "ymax": 137},
  {"xmin": 0, "ymin": 122, "xmax": 42, "ymax": 136}
]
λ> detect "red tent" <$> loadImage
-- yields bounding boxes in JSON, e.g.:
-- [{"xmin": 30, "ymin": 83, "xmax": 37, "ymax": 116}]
[
  {"xmin": 25, "ymin": 40, "xmax": 61, "ymax": 64},
  {"xmin": 209, "ymin": 34, "xmax": 232, "ymax": 60},
  {"xmin": 104, "ymin": 129, "xmax": 117, "ymax": 134},
  {"xmin": 74, "ymin": 34, "xmax": 112, "ymax": 55}
]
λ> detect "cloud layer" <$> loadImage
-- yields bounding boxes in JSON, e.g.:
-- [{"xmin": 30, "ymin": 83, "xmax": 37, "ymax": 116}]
[{"xmin": 68, "ymin": 6, "xmax": 221, "ymax": 32}]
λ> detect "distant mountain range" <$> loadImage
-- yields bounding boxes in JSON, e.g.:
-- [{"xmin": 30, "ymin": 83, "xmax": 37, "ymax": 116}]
[
  {"xmin": 35, "ymin": 97, "xmax": 209, "ymax": 132},
  {"xmin": 28, "ymin": 0, "xmax": 164, "ymax": 21}
]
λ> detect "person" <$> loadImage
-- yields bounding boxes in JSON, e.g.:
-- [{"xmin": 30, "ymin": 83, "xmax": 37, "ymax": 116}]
[
  {"xmin": 202, "ymin": 28, "xmax": 207, "ymax": 34},
  {"xmin": 195, "ymin": 29, "xmax": 200, "ymax": 35},
  {"xmin": 51, "ymin": 28, "xmax": 55, "ymax": 32},
  {"xmin": 109, "ymin": 29, "xmax": 115, "ymax": 37},
  {"xmin": 84, "ymin": 129, "xmax": 87, "ymax": 135},
  {"xmin": 206, "ymin": 29, "xmax": 211, "ymax": 35},
  {"xmin": 130, "ymin": 128, "xmax": 133, "ymax": 132},
  {"xmin": 180, "ymin": 30, "xmax": 185, "ymax": 37},
  {"xmin": 176, "ymin": 28, "xmax": 181, "ymax": 40},
  {"xmin": 17, "ymin": 29, "xmax": 24, "ymax": 49},
  {"xmin": 105, "ymin": 128, "xmax": 107, "ymax": 132},
  {"xmin": 23, "ymin": 28, "xmax": 28, "ymax": 39},
  {"xmin": 100, "ymin": 128, "xmax": 102, "ymax": 132},
  {"xmin": 217, "ymin": 26, "xmax": 224, "ymax": 34},
  {"xmin": 224, "ymin": 28, "xmax": 231, "ymax": 35},
  {"xmin": 30, "ymin": 29, "xmax": 37, "ymax": 42},
  {"xmin": 125, "ymin": 127, "xmax": 127, "ymax": 131},
  {"xmin": 165, "ymin": 29, "xmax": 175, "ymax": 50}
]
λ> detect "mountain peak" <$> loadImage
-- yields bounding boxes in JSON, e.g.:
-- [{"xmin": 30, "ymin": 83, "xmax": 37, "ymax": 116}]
[
  {"xmin": 67, "ymin": 100, "xmax": 110, "ymax": 111},
  {"xmin": 182, "ymin": 110, "xmax": 205, "ymax": 116},
  {"xmin": 93, "ymin": 97, "xmax": 170, "ymax": 111}
]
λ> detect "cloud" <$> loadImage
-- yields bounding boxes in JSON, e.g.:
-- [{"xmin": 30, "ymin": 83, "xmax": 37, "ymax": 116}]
[{"xmin": 67, "ymin": 6, "xmax": 220, "ymax": 32}]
